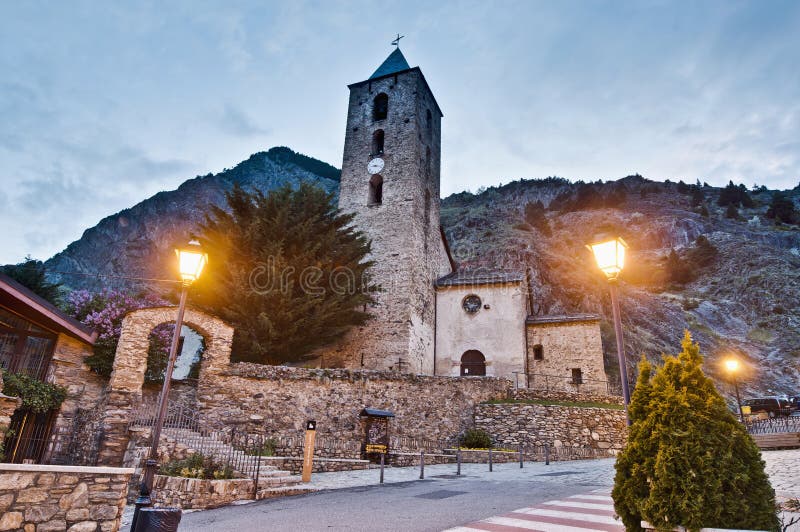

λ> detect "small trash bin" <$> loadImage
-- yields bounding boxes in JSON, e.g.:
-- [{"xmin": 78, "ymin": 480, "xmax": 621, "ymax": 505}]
[{"xmin": 133, "ymin": 508, "xmax": 182, "ymax": 532}]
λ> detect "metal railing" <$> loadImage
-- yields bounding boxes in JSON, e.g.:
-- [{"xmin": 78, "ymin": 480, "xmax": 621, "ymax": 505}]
[
  {"xmin": 745, "ymin": 416, "xmax": 800, "ymax": 435},
  {"xmin": 128, "ymin": 405, "xmax": 272, "ymax": 496},
  {"xmin": 525, "ymin": 372, "xmax": 624, "ymax": 396}
]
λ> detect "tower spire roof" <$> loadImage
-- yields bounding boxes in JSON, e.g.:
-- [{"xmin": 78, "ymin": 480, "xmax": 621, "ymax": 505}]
[{"xmin": 369, "ymin": 48, "xmax": 411, "ymax": 79}]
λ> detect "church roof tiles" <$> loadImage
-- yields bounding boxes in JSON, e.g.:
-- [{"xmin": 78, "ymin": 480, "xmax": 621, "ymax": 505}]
[
  {"xmin": 370, "ymin": 48, "xmax": 411, "ymax": 79},
  {"xmin": 526, "ymin": 314, "xmax": 600, "ymax": 325},
  {"xmin": 435, "ymin": 269, "xmax": 525, "ymax": 287}
]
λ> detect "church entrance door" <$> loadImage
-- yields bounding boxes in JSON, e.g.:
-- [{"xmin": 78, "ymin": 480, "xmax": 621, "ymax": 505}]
[{"xmin": 460, "ymin": 350, "xmax": 486, "ymax": 376}]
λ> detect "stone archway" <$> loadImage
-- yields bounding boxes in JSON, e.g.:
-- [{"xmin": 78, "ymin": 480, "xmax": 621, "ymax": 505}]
[{"xmin": 97, "ymin": 306, "xmax": 233, "ymax": 466}]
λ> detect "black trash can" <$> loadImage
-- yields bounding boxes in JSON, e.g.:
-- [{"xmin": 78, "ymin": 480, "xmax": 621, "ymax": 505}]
[{"xmin": 133, "ymin": 508, "xmax": 182, "ymax": 532}]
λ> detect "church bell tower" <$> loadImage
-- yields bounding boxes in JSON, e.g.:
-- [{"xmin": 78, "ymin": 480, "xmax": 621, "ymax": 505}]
[{"xmin": 328, "ymin": 46, "xmax": 449, "ymax": 374}]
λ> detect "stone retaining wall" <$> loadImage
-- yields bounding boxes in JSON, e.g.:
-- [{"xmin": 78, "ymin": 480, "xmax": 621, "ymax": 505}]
[
  {"xmin": 475, "ymin": 402, "xmax": 627, "ymax": 450},
  {"xmin": 511, "ymin": 388, "xmax": 624, "ymax": 405},
  {"xmin": 0, "ymin": 463, "xmax": 133, "ymax": 532},
  {"xmin": 197, "ymin": 364, "xmax": 512, "ymax": 444},
  {"xmin": 261, "ymin": 456, "xmax": 372, "ymax": 475},
  {"xmin": 151, "ymin": 475, "xmax": 254, "ymax": 510}
]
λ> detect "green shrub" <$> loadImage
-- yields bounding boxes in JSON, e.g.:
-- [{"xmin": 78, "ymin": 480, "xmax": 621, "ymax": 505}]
[
  {"xmin": 1, "ymin": 370, "xmax": 67, "ymax": 413},
  {"xmin": 159, "ymin": 452, "xmax": 234, "ymax": 480},
  {"xmin": 459, "ymin": 428, "xmax": 492, "ymax": 449},
  {"xmin": 248, "ymin": 438, "xmax": 277, "ymax": 457},
  {"xmin": 612, "ymin": 332, "xmax": 779, "ymax": 531}
]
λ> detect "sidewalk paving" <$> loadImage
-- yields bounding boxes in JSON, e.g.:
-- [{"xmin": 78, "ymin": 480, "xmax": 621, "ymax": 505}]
[{"xmin": 122, "ymin": 448, "xmax": 800, "ymax": 530}]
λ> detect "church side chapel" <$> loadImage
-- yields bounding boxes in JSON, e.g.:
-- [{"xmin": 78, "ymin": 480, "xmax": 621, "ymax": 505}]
[{"xmin": 316, "ymin": 45, "xmax": 609, "ymax": 394}]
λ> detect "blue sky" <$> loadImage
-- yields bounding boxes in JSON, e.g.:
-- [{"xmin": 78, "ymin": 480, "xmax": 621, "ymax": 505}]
[{"xmin": 1, "ymin": 0, "xmax": 799, "ymax": 264}]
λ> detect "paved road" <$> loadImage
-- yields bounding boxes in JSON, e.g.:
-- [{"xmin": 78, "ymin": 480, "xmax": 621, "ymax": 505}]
[
  {"xmin": 179, "ymin": 459, "xmax": 616, "ymax": 532},
  {"xmin": 148, "ymin": 449, "xmax": 800, "ymax": 531},
  {"xmin": 446, "ymin": 490, "xmax": 622, "ymax": 532}
]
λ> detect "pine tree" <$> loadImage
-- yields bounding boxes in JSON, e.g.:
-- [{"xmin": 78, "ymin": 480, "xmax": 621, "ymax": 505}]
[
  {"xmin": 687, "ymin": 235, "xmax": 718, "ymax": 268},
  {"xmin": 192, "ymin": 183, "xmax": 377, "ymax": 364},
  {"xmin": 1, "ymin": 257, "xmax": 63, "ymax": 305},
  {"xmin": 725, "ymin": 203, "xmax": 739, "ymax": 219},
  {"xmin": 524, "ymin": 200, "xmax": 551, "ymax": 236},
  {"xmin": 766, "ymin": 192, "xmax": 797, "ymax": 225},
  {"xmin": 665, "ymin": 250, "xmax": 692, "ymax": 285},
  {"xmin": 613, "ymin": 333, "xmax": 779, "ymax": 531}
]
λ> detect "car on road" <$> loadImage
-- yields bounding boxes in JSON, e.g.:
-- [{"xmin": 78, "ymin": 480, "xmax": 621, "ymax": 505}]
[{"xmin": 743, "ymin": 396, "xmax": 793, "ymax": 418}]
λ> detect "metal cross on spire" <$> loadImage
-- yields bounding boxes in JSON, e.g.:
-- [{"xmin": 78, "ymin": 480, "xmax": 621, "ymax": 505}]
[{"xmin": 391, "ymin": 33, "xmax": 404, "ymax": 47}]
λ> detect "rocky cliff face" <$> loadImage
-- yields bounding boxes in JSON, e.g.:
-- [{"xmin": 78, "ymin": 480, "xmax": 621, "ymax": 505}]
[
  {"xmin": 441, "ymin": 176, "xmax": 800, "ymax": 396},
  {"xmin": 42, "ymin": 148, "xmax": 799, "ymax": 396}
]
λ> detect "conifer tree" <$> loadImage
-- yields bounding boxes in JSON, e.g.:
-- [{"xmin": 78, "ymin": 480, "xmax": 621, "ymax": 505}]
[
  {"xmin": 192, "ymin": 183, "xmax": 376, "ymax": 364},
  {"xmin": 1, "ymin": 257, "xmax": 63, "ymax": 305},
  {"xmin": 613, "ymin": 333, "xmax": 779, "ymax": 531}
]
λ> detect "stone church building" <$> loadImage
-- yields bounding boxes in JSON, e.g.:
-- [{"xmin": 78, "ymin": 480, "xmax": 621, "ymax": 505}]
[{"xmin": 317, "ymin": 48, "xmax": 609, "ymax": 394}]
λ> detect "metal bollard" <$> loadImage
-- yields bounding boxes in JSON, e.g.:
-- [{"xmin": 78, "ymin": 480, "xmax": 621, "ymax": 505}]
[
  {"xmin": 519, "ymin": 444, "xmax": 524, "ymax": 468},
  {"xmin": 488, "ymin": 449, "xmax": 493, "ymax": 472},
  {"xmin": 380, "ymin": 453, "xmax": 385, "ymax": 484},
  {"xmin": 456, "ymin": 449, "xmax": 461, "ymax": 476},
  {"xmin": 419, "ymin": 451, "xmax": 425, "ymax": 479},
  {"xmin": 545, "ymin": 444, "xmax": 550, "ymax": 465}
]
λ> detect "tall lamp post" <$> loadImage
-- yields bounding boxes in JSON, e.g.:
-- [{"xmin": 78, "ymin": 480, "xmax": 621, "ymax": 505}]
[
  {"xmin": 587, "ymin": 237, "xmax": 631, "ymax": 425},
  {"xmin": 724, "ymin": 357, "xmax": 744, "ymax": 423},
  {"xmin": 131, "ymin": 239, "xmax": 207, "ymax": 530}
]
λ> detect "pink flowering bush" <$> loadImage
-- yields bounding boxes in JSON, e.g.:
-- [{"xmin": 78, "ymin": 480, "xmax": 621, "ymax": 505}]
[{"xmin": 66, "ymin": 290, "xmax": 174, "ymax": 382}]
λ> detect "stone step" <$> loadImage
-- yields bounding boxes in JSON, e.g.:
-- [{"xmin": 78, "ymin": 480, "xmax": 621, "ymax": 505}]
[
  {"xmin": 255, "ymin": 486, "xmax": 315, "ymax": 500},
  {"xmin": 256, "ymin": 475, "xmax": 304, "ymax": 488}
]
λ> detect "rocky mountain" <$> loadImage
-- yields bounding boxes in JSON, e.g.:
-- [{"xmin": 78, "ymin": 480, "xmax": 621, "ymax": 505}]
[
  {"xmin": 441, "ymin": 176, "xmax": 800, "ymax": 396},
  {"xmin": 45, "ymin": 147, "xmax": 340, "ymax": 292},
  {"xmin": 42, "ymin": 147, "xmax": 800, "ymax": 396}
]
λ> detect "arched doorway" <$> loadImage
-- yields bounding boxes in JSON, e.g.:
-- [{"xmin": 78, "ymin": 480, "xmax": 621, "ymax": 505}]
[{"xmin": 460, "ymin": 350, "xmax": 486, "ymax": 376}]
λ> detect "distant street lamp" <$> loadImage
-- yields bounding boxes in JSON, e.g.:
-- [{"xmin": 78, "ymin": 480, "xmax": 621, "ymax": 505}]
[
  {"xmin": 588, "ymin": 237, "xmax": 631, "ymax": 425},
  {"xmin": 131, "ymin": 238, "xmax": 207, "ymax": 530},
  {"xmin": 724, "ymin": 357, "xmax": 744, "ymax": 423}
]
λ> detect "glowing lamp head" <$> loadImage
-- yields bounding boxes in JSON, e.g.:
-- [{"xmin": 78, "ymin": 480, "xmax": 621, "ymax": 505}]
[
  {"xmin": 175, "ymin": 238, "xmax": 207, "ymax": 284},
  {"xmin": 587, "ymin": 237, "xmax": 628, "ymax": 279},
  {"xmin": 724, "ymin": 358, "xmax": 740, "ymax": 373}
]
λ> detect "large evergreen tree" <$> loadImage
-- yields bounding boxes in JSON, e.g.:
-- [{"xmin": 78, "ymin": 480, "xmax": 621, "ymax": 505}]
[
  {"xmin": 613, "ymin": 333, "xmax": 779, "ymax": 531},
  {"xmin": 192, "ymin": 183, "xmax": 376, "ymax": 364},
  {"xmin": 1, "ymin": 257, "xmax": 63, "ymax": 305}
]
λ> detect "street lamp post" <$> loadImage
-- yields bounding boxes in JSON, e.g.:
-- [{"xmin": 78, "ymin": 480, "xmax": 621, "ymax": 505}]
[
  {"xmin": 588, "ymin": 237, "xmax": 631, "ymax": 425},
  {"xmin": 724, "ymin": 357, "xmax": 744, "ymax": 423},
  {"xmin": 131, "ymin": 239, "xmax": 207, "ymax": 531}
]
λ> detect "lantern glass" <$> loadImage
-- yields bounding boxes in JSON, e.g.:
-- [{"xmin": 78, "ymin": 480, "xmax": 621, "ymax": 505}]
[
  {"xmin": 724, "ymin": 358, "xmax": 740, "ymax": 373},
  {"xmin": 588, "ymin": 237, "xmax": 627, "ymax": 279},
  {"xmin": 175, "ymin": 240, "xmax": 207, "ymax": 283}
]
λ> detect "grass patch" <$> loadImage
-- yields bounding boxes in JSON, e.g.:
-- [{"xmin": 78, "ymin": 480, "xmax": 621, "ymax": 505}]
[
  {"xmin": 747, "ymin": 327, "xmax": 775, "ymax": 344},
  {"xmin": 483, "ymin": 399, "xmax": 625, "ymax": 410}
]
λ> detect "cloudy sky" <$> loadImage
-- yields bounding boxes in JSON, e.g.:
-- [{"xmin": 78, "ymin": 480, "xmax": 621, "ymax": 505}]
[{"xmin": 1, "ymin": 0, "xmax": 799, "ymax": 264}]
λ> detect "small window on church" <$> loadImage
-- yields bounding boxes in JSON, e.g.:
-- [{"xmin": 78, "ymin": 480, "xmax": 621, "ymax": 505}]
[
  {"xmin": 571, "ymin": 368, "xmax": 583, "ymax": 385},
  {"xmin": 372, "ymin": 129, "xmax": 384, "ymax": 155},
  {"xmin": 369, "ymin": 174, "xmax": 383, "ymax": 205},
  {"xmin": 426, "ymin": 109, "xmax": 432, "ymax": 135},
  {"xmin": 533, "ymin": 344, "xmax": 544, "ymax": 361},
  {"xmin": 373, "ymin": 93, "xmax": 388, "ymax": 121}
]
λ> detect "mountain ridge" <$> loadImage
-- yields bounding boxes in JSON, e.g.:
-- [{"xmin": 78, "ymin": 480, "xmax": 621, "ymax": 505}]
[{"xmin": 39, "ymin": 148, "xmax": 800, "ymax": 397}]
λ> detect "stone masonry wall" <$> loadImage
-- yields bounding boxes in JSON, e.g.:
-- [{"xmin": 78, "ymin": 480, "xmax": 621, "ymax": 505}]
[
  {"xmin": 197, "ymin": 364, "xmax": 511, "ymax": 444},
  {"xmin": 150, "ymin": 475, "xmax": 254, "ymax": 510},
  {"xmin": 474, "ymin": 402, "xmax": 627, "ymax": 451},
  {"xmin": 0, "ymin": 463, "xmax": 133, "ymax": 532},
  {"xmin": 526, "ymin": 319, "xmax": 609, "ymax": 394}
]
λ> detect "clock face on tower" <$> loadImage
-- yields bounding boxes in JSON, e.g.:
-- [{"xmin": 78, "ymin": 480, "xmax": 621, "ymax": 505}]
[{"xmin": 367, "ymin": 157, "xmax": 385, "ymax": 175}]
